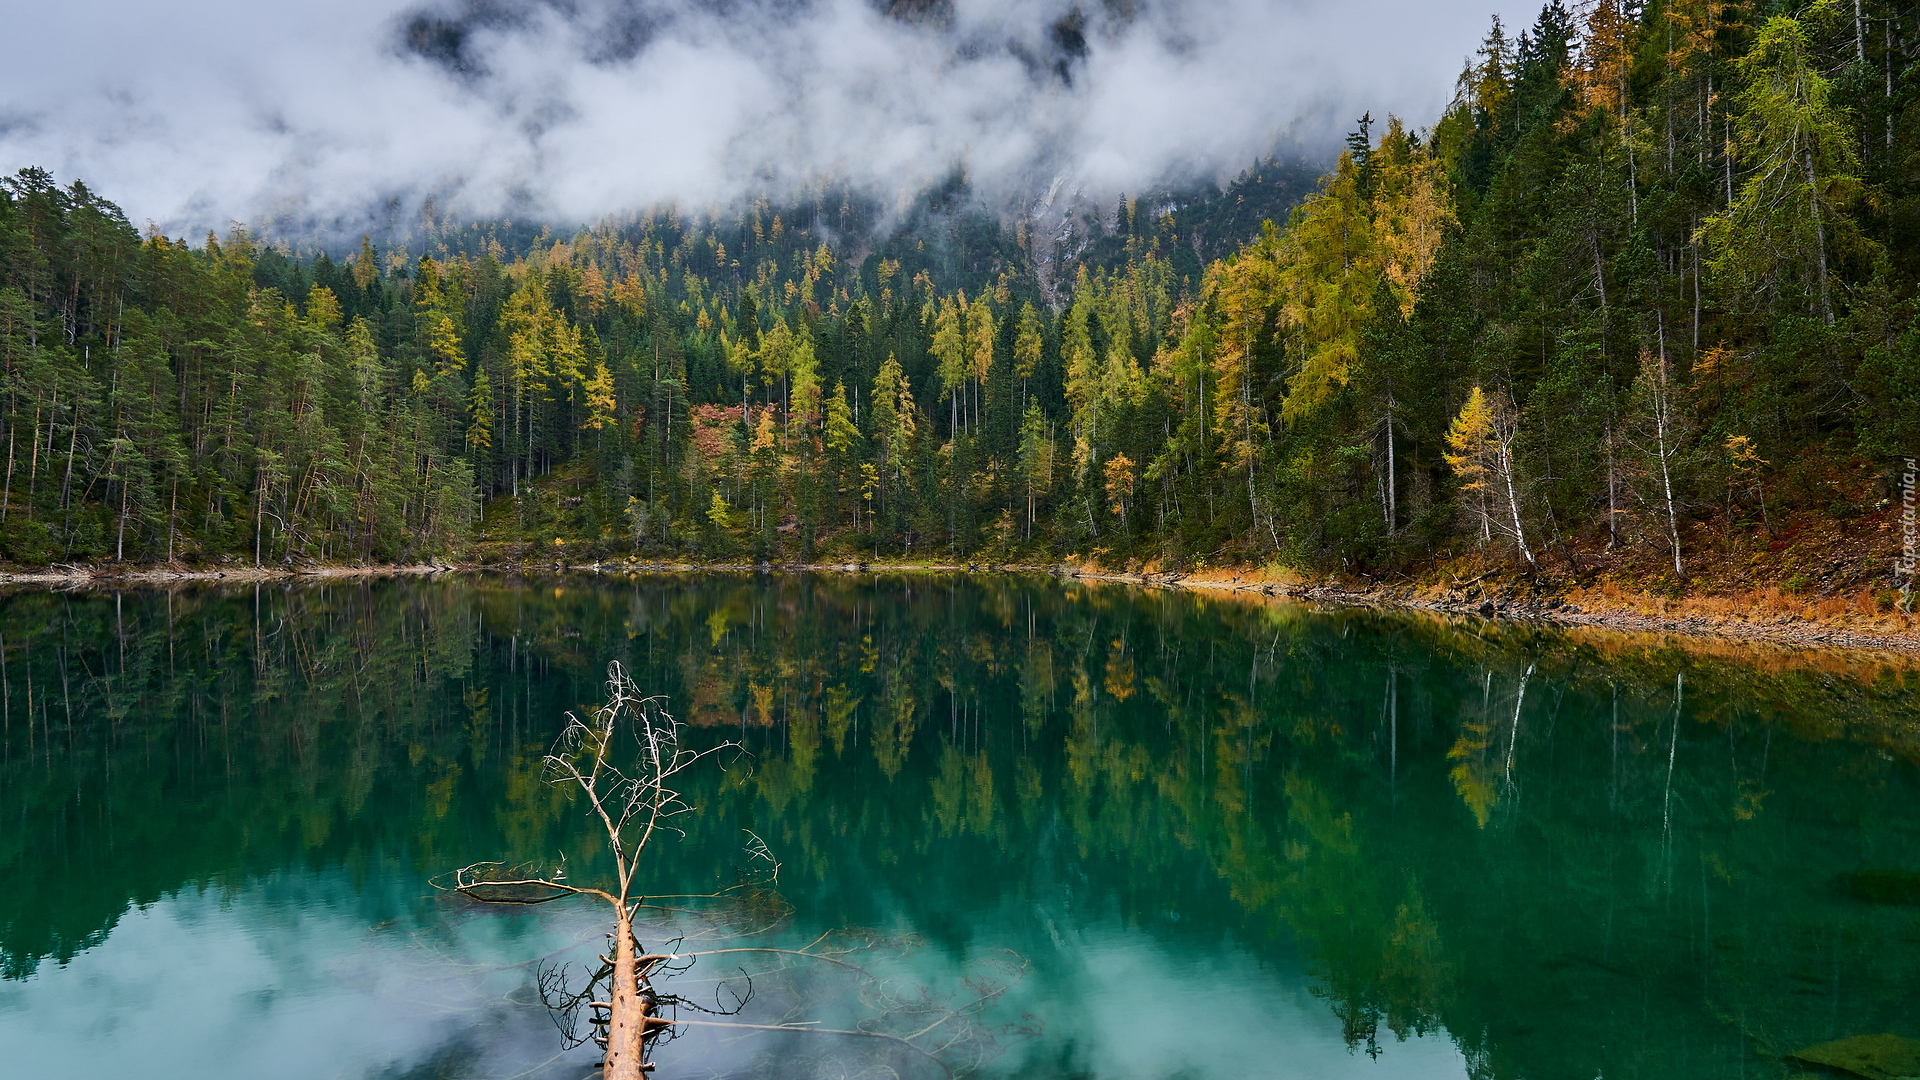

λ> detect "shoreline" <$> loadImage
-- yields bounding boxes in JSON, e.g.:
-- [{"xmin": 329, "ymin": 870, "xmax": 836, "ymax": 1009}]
[
  {"xmin": 1087, "ymin": 571, "xmax": 1920, "ymax": 657},
  {"xmin": 4, "ymin": 559, "xmax": 1917, "ymax": 657}
]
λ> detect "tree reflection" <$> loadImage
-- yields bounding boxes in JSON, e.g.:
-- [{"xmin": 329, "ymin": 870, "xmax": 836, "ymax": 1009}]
[{"xmin": 2, "ymin": 575, "xmax": 1918, "ymax": 1080}]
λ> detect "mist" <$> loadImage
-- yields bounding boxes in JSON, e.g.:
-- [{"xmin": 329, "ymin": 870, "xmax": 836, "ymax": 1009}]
[{"xmin": 0, "ymin": 0, "xmax": 1537, "ymax": 240}]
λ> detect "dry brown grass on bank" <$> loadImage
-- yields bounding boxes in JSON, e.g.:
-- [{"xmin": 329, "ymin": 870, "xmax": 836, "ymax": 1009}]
[{"xmin": 1563, "ymin": 581, "xmax": 1918, "ymax": 634}]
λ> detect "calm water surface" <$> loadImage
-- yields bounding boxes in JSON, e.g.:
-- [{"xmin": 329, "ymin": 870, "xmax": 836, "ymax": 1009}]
[{"xmin": 1, "ymin": 574, "xmax": 1917, "ymax": 1079}]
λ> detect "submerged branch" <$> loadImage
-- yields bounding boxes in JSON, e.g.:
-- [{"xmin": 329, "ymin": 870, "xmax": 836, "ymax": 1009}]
[
  {"xmin": 667, "ymin": 1019, "xmax": 955, "ymax": 1079},
  {"xmin": 662, "ymin": 946, "xmax": 870, "ymax": 976},
  {"xmin": 431, "ymin": 862, "xmax": 617, "ymax": 906}
]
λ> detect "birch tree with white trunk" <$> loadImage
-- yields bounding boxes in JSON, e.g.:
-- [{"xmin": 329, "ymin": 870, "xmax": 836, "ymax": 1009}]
[
  {"xmin": 1444, "ymin": 386, "xmax": 1536, "ymax": 570},
  {"xmin": 1625, "ymin": 344, "xmax": 1693, "ymax": 578}
]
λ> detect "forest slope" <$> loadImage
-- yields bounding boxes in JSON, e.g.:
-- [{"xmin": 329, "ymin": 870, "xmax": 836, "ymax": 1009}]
[{"xmin": 0, "ymin": 0, "xmax": 1915, "ymax": 634}]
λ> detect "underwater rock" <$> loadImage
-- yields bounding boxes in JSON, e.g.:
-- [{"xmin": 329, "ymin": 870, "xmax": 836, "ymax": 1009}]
[
  {"xmin": 1786, "ymin": 1033, "xmax": 1920, "ymax": 1080},
  {"xmin": 1832, "ymin": 869, "xmax": 1920, "ymax": 906}
]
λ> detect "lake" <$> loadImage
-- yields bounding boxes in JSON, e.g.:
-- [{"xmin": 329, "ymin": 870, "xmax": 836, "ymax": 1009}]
[{"xmin": 1, "ymin": 573, "xmax": 1917, "ymax": 1080}]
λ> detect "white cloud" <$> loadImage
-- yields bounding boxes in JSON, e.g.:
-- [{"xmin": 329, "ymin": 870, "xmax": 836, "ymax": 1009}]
[{"xmin": 0, "ymin": 0, "xmax": 1539, "ymax": 238}]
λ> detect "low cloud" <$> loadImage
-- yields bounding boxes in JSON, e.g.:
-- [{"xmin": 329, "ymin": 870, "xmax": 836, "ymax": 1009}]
[{"xmin": 0, "ymin": 0, "xmax": 1534, "ymax": 239}]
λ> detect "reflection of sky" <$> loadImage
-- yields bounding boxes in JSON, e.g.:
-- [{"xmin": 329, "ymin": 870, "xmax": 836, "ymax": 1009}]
[
  {"xmin": 1003, "ymin": 924, "xmax": 1467, "ymax": 1080},
  {"xmin": 0, "ymin": 873, "xmax": 1469, "ymax": 1080},
  {"xmin": 0, "ymin": 876, "xmax": 603, "ymax": 1080}
]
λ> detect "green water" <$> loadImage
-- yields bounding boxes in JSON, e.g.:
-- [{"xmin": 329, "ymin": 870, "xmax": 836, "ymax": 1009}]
[{"xmin": 1, "ymin": 574, "xmax": 1917, "ymax": 1080}]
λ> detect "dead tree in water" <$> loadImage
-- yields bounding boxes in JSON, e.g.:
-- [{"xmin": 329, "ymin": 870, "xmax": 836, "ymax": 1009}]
[{"xmin": 441, "ymin": 662, "xmax": 738, "ymax": 1080}]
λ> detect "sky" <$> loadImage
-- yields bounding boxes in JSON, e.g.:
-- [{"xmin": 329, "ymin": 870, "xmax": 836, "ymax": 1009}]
[{"xmin": 0, "ymin": 0, "xmax": 1538, "ymax": 238}]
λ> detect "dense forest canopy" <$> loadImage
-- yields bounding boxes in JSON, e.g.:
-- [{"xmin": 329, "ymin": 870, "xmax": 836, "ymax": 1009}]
[{"xmin": 0, "ymin": 0, "xmax": 1914, "ymax": 578}]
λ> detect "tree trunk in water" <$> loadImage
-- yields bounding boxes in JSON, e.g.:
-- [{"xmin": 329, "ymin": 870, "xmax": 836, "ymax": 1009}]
[{"xmin": 604, "ymin": 909, "xmax": 651, "ymax": 1080}]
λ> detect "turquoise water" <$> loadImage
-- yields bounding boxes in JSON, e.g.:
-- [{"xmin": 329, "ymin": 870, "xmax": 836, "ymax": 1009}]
[{"xmin": 1, "ymin": 574, "xmax": 1917, "ymax": 1079}]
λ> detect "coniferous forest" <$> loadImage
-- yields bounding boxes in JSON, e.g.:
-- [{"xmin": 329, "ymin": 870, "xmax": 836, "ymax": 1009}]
[{"xmin": 1, "ymin": 0, "xmax": 1915, "ymax": 585}]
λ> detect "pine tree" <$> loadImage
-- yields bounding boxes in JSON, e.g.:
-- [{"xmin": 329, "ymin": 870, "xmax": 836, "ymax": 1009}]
[
  {"xmin": 1013, "ymin": 302, "xmax": 1044, "ymax": 409},
  {"xmin": 931, "ymin": 295, "xmax": 967, "ymax": 438},
  {"xmin": 870, "ymin": 354, "xmax": 917, "ymax": 540},
  {"xmin": 582, "ymin": 360, "xmax": 617, "ymax": 434},
  {"xmin": 1017, "ymin": 402, "xmax": 1055, "ymax": 539},
  {"xmin": 1700, "ymin": 8, "xmax": 1862, "ymax": 325},
  {"xmin": 469, "ymin": 367, "xmax": 496, "ymax": 450}
]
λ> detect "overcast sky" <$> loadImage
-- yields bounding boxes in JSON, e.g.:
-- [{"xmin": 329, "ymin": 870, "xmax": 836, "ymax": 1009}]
[{"xmin": 0, "ymin": 0, "xmax": 1539, "ymax": 237}]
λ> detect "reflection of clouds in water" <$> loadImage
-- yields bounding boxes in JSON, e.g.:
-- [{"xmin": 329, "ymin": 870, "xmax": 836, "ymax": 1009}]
[
  {"xmin": 1009, "ymin": 926, "xmax": 1469, "ymax": 1080},
  {"xmin": 0, "ymin": 876, "xmax": 605, "ymax": 1080},
  {"xmin": 0, "ymin": 876, "xmax": 911, "ymax": 1080},
  {"xmin": 0, "ymin": 873, "xmax": 1466, "ymax": 1080}
]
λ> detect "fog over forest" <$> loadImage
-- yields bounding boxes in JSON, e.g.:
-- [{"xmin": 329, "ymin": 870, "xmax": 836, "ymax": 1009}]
[{"xmin": 2, "ymin": 0, "xmax": 1531, "ymax": 236}]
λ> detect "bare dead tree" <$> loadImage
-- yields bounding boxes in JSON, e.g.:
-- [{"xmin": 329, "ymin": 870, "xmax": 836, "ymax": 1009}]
[
  {"xmin": 437, "ymin": 662, "xmax": 740, "ymax": 1080},
  {"xmin": 436, "ymin": 663, "xmax": 1029, "ymax": 1080}
]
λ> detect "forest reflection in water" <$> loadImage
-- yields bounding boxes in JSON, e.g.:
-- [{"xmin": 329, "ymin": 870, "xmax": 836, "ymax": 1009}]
[{"xmin": 0, "ymin": 573, "xmax": 1917, "ymax": 1080}]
